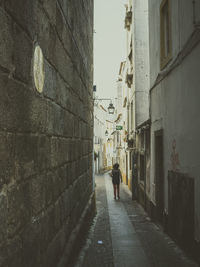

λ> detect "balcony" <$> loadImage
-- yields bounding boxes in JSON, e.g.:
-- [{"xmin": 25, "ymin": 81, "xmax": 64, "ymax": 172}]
[
  {"xmin": 126, "ymin": 73, "xmax": 133, "ymax": 88},
  {"xmin": 125, "ymin": 134, "xmax": 135, "ymax": 149},
  {"xmin": 125, "ymin": 11, "xmax": 132, "ymax": 30}
]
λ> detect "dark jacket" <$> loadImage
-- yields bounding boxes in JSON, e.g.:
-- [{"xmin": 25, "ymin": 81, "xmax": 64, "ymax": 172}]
[{"xmin": 112, "ymin": 169, "xmax": 122, "ymax": 185}]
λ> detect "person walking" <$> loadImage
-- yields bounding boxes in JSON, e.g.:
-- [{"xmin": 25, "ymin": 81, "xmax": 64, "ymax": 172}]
[{"xmin": 111, "ymin": 163, "xmax": 122, "ymax": 200}]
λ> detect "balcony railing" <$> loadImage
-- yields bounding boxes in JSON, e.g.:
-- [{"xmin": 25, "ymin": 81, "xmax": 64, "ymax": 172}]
[
  {"xmin": 125, "ymin": 11, "xmax": 132, "ymax": 30},
  {"xmin": 126, "ymin": 73, "xmax": 133, "ymax": 88}
]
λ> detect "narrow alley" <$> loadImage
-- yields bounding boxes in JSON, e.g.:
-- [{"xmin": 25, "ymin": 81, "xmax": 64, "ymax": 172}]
[
  {"xmin": 0, "ymin": 0, "xmax": 200, "ymax": 266},
  {"xmin": 75, "ymin": 174, "xmax": 198, "ymax": 267}
]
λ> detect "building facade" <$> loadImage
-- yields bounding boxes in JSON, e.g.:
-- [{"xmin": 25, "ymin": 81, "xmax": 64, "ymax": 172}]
[
  {"xmin": 94, "ymin": 102, "xmax": 107, "ymax": 173},
  {"xmin": 120, "ymin": 0, "xmax": 150, "ymax": 195},
  {"xmin": 131, "ymin": 0, "xmax": 150, "ymax": 205},
  {"xmin": 104, "ymin": 119, "xmax": 114, "ymax": 170},
  {"xmin": 0, "ymin": 1, "xmax": 94, "ymax": 266},
  {"xmin": 112, "ymin": 62, "xmax": 129, "ymax": 185},
  {"xmin": 149, "ymin": 0, "xmax": 200, "ymax": 254},
  {"xmin": 116, "ymin": 0, "xmax": 200, "ymax": 258}
]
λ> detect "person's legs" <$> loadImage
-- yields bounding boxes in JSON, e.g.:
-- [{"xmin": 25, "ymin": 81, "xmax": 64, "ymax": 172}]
[
  {"xmin": 117, "ymin": 184, "xmax": 120, "ymax": 199},
  {"xmin": 113, "ymin": 184, "xmax": 117, "ymax": 199}
]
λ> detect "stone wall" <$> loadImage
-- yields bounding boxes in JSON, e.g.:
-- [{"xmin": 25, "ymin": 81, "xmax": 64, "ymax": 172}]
[{"xmin": 0, "ymin": 0, "xmax": 94, "ymax": 266}]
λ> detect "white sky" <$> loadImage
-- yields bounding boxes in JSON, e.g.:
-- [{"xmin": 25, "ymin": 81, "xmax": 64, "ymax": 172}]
[{"xmin": 94, "ymin": 0, "xmax": 126, "ymax": 99}]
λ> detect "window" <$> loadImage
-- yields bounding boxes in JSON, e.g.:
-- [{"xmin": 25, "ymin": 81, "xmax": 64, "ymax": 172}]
[{"xmin": 160, "ymin": 0, "xmax": 172, "ymax": 69}]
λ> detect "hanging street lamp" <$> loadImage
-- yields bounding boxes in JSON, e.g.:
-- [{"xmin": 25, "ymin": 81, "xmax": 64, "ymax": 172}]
[{"xmin": 108, "ymin": 102, "xmax": 115, "ymax": 114}]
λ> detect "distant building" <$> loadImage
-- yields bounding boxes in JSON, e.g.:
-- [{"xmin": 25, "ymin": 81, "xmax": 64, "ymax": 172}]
[
  {"xmin": 94, "ymin": 103, "xmax": 107, "ymax": 173},
  {"xmin": 117, "ymin": 0, "xmax": 150, "ymax": 195},
  {"xmin": 104, "ymin": 119, "xmax": 114, "ymax": 170},
  {"xmin": 112, "ymin": 62, "xmax": 128, "ymax": 184}
]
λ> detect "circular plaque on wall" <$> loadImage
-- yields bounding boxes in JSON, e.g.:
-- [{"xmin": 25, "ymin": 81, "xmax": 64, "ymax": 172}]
[{"xmin": 33, "ymin": 45, "xmax": 45, "ymax": 93}]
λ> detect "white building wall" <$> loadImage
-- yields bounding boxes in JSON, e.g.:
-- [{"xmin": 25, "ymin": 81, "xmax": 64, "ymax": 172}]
[
  {"xmin": 149, "ymin": 0, "xmax": 200, "ymax": 88},
  {"xmin": 149, "ymin": 0, "xmax": 200, "ymax": 241},
  {"xmin": 132, "ymin": 0, "xmax": 150, "ymax": 127}
]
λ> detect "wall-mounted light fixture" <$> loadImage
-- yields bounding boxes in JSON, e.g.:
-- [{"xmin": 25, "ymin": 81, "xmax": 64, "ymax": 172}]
[
  {"xmin": 94, "ymin": 97, "xmax": 115, "ymax": 114},
  {"xmin": 108, "ymin": 102, "xmax": 115, "ymax": 114}
]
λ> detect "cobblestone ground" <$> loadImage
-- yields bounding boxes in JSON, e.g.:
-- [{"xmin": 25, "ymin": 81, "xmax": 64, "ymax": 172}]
[{"xmin": 75, "ymin": 174, "xmax": 199, "ymax": 267}]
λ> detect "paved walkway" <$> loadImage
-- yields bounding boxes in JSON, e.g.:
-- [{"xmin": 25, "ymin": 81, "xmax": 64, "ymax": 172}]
[{"xmin": 75, "ymin": 173, "xmax": 199, "ymax": 267}]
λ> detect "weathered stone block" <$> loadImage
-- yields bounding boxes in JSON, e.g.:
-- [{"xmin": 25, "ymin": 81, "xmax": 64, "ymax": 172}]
[
  {"xmin": 7, "ymin": 184, "xmax": 23, "ymax": 237},
  {"xmin": 14, "ymin": 134, "xmax": 38, "ymax": 181},
  {"xmin": 56, "ymin": 73, "xmax": 67, "ymax": 109},
  {"xmin": 46, "ymin": 25, "xmax": 57, "ymax": 65},
  {"xmin": 58, "ymin": 167, "xmax": 68, "ymax": 191},
  {"xmin": 68, "ymin": 185, "xmax": 74, "ymax": 215},
  {"xmin": 56, "ymin": 4, "xmax": 73, "ymax": 55},
  {"xmin": 54, "ymin": 200, "xmax": 62, "ymax": 232},
  {"xmin": 43, "ymin": 227, "xmax": 66, "ymax": 267},
  {"xmin": 0, "ymin": 73, "xmax": 47, "ymax": 133},
  {"xmin": 0, "ymin": 8, "xmax": 13, "ymax": 71},
  {"xmin": 61, "ymin": 189, "xmax": 70, "ymax": 221},
  {"xmin": 45, "ymin": 172, "xmax": 53, "ymax": 207},
  {"xmin": 73, "ymin": 117, "xmax": 80, "ymax": 138},
  {"xmin": 43, "ymin": 60, "xmax": 57, "ymax": 101},
  {"xmin": 46, "ymin": 207, "xmax": 56, "ymax": 244},
  {"xmin": 7, "ymin": 236, "xmax": 23, "ymax": 267},
  {"xmin": 12, "ymin": 23, "xmax": 32, "ymax": 83},
  {"xmin": 0, "ymin": 133, "xmax": 15, "ymax": 186},
  {"xmin": 51, "ymin": 137, "xmax": 69, "ymax": 168},
  {"xmin": 0, "ymin": 192, "xmax": 7, "ymax": 243},
  {"xmin": 40, "ymin": 0, "xmax": 56, "ymax": 25},
  {"xmin": 47, "ymin": 102, "xmax": 66, "ymax": 136},
  {"xmin": 81, "ymin": 121, "xmax": 87, "ymax": 139},
  {"xmin": 70, "ymin": 94, "xmax": 80, "ymax": 116},
  {"xmin": 65, "ymin": 163, "xmax": 71, "ymax": 188},
  {"xmin": 0, "ymin": 243, "xmax": 8, "ymax": 267},
  {"xmin": 37, "ymin": 135, "xmax": 51, "ymax": 171},
  {"xmin": 57, "ymin": 0, "xmax": 73, "ymax": 30},
  {"xmin": 0, "ymin": 0, "xmax": 4, "ymax": 7},
  {"xmin": 55, "ymin": 36, "xmax": 74, "ymax": 87},
  {"xmin": 52, "ymin": 170, "xmax": 62, "ymax": 202},
  {"xmin": 64, "ymin": 113, "xmax": 74, "ymax": 137},
  {"xmin": 5, "ymin": 0, "xmax": 36, "ymax": 39},
  {"xmin": 21, "ymin": 220, "xmax": 41, "ymax": 267},
  {"xmin": 30, "ymin": 175, "xmax": 46, "ymax": 216},
  {"xmin": 28, "ymin": 94, "xmax": 47, "ymax": 134}
]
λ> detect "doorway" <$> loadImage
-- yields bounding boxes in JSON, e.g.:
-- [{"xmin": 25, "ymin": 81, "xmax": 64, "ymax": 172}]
[{"xmin": 155, "ymin": 130, "xmax": 164, "ymax": 223}]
